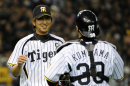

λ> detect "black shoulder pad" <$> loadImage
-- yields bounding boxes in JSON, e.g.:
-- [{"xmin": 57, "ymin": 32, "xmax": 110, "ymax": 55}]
[{"xmin": 57, "ymin": 43, "xmax": 72, "ymax": 53}]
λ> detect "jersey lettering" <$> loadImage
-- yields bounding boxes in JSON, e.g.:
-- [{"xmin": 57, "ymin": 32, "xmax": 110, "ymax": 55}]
[
  {"xmin": 99, "ymin": 50, "xmax": 104, "ymax": 57},
  {"xmin": 28, "ymin": 50, "xmax": 56, "ymax": 62},
  {"xmin": 94, "ymin": 49, "xmax": 109, "ymax": 59},
  {"xmin": 76, "ymin": 62, "xmax": 105, "ymax": 85},
  {"xmin": 72, "ymin": 50, "xmax": 87, "ymax": 61},
  {"xmin": 77, "ymin": 63, "xmax": 90, "ymax": 85},
  {"xmin": 28, "ymin": 50, "xmax": 36, "ymax": 62},
  {"xmin": 37, "ymin": 49, "xmax": 40, "ymax": 60}
]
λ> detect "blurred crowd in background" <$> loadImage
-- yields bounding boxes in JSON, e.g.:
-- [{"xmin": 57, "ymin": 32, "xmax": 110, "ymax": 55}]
[{"xmin": 0, "ymin": 0, "xmax": 130, "ymax": 86}]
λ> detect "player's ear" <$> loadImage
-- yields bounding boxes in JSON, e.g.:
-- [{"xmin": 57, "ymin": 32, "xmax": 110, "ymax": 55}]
[
  {"xmin": 76, "ymin": 26, "xmax": 82, "ymax": 38},
  {"xmin": 32, "ymin": 18, "xmax": 36, "ymax": 26},
  {"xmin": 76, "ymin": 26, "xmax": 78, "ymax": 31}
]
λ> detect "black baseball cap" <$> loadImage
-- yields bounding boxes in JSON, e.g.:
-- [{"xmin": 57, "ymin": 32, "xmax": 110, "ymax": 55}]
[{"xmin": 33, "ymin": 5, "xmax": 51, "ymax": 19}]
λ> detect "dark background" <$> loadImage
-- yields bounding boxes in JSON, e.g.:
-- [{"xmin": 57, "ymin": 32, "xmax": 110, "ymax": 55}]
[{"xmin": 0, "ymin": 0, "xmax": 130, "ymax": 86}]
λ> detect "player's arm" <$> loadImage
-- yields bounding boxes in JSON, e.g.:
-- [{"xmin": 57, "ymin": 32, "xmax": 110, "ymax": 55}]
[
  {"xmin": 44, "ymin": 54, "xmax": 64, "ymax": 86},
  {"xmin": 112, "ymin": 48, "xmax": 124, "ymax": 81},
  {"xmin": 7, "ymin": 39, "xmax": 28, "ymax": 77},
  {"xmin": 45, "ymin": 48, "xmax": 70, "ymax": 86},
  {"xmin": 11, "ymin": 55, "xmax": 27, "ymax": 76}
]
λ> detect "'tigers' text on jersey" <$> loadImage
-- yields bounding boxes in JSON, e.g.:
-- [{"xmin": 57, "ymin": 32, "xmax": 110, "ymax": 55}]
[{"xmin": 28, "ymin": 49, "xmax": 56, "ymax": 62}]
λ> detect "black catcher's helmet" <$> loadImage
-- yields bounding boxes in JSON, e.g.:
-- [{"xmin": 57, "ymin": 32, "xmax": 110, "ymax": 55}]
[{"xmin": 76, "ymin": 10, "xmax": 100, "ymax": 38}]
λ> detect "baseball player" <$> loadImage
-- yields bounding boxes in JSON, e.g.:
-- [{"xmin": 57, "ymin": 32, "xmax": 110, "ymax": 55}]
[
  {"xmin": 7, "ymin": 5, "xmax": 64, "ymax": 86},
  {"xmin": 44, "ymin": 10, "xmax": 124, "ymax": 86}
]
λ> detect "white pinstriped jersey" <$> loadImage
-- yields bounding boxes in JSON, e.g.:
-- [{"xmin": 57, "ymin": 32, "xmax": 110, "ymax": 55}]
[
  {"xmin": 7, "ymin": 33, "xmax": 64, "ymax": 86},
  {"xmin": 45, "ymin": 41, "xmax": 124, "ymax": 86}
]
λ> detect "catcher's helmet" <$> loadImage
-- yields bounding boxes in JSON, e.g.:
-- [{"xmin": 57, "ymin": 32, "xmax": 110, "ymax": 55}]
[{"xmin": 76, "ymin": 10, "xmax": 100, "ymax": 38}]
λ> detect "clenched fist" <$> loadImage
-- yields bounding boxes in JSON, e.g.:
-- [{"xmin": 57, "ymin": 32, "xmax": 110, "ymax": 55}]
[{"xmin": 17, "ymin": 55, "xmax": 27, "ymax": 67}]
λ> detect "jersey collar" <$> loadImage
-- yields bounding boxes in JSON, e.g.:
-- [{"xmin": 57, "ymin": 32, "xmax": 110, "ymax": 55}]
[{"xmin": 33, "ymin": 33, "xmax": 61, "ymax": 43}]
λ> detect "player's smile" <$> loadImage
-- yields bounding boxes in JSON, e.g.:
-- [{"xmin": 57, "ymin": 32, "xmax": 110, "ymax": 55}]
[
  {"xmin": 41, "ymin": 24, "xmax": 47, "ymax": 29},
  {"xmin": 34, "ymin": 15, "xmax": 52, "ymax": 35}
]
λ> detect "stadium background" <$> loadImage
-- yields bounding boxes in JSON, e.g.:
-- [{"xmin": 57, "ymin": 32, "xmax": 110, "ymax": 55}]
[{"xmin": 0, "ymin": 0, "xmax": 129, "ymax": 86}]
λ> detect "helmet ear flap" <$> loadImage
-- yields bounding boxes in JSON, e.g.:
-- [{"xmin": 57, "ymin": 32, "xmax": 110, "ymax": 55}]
[
  {"xmin": 95, "ymin": 24, "xmax": 101, "ymax": 37},
  {"xmin": 95, "ymin": 24, "xmax": 100, "ymax": 35}
]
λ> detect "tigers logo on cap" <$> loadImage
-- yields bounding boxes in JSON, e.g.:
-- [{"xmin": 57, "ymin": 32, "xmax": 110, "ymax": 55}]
[
  {"xmin": 33, "ymin": 5, "xmax": 51, "ymax": 18},
  {"xmin": 40, "ymin": 7, "xmax": 46, "ymax": 12}
]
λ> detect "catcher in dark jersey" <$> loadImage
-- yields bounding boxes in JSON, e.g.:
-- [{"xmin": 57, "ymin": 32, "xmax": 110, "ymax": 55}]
[
  {"xmin": 7, "ymin": 5, "xmax": 64, "ymax": 86},
  {"xmin": 44, "ymin": 10, "xmax": 124, "ymax": 86}
]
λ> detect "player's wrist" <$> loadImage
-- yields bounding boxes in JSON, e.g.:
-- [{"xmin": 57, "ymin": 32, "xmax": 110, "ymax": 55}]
[
  {"xmin": 17, "ymin": 64, "xmax": 23, "ymax": 68},
  {"xmin": 12, "ymin": 64, "xmax": 22, "ymax": 76}
]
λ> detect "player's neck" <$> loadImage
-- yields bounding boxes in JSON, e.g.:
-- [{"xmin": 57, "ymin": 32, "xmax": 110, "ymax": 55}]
[
  {"xmin": 35, "ymin": 33, "xmax": 49, "ymax": 36},
  {"xmin": 36, "ymin": 30, "xmax": 49, "ymax": 36},
  {"xmin": 34, "ymin": 33, "xmax": 50, "ymax": 41}
]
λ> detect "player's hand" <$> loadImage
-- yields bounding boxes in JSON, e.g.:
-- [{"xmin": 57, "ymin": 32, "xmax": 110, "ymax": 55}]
[{"xmin": 17, "ymin": 55, "xmax": 27, "ymax": 67}]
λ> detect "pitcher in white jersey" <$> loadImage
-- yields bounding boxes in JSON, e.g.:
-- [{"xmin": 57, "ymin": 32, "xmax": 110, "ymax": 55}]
[
  {"xmin": 7, "ymin": 4, "xmax": 65, "ymax": 86},
  {"xmin": 44, "ymin": 10, "xmax": 124, "ymax": 86}
]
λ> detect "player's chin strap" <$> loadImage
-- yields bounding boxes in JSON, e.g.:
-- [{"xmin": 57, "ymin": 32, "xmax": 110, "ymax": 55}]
[{"xmin": 70, "ymin": 38, "xmax": 109, "ymax": 83}]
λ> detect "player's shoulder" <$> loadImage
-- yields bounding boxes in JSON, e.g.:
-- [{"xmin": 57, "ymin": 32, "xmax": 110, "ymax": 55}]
[
  {"xmin": 98, "ymin": 40, "xmax": 117, "ymax": 49},
  {"xmin": 57, "ymin": 39, "xmax": 80, "ymax": 53},
  {"xmin": 16, "ymin": 34, "xmax": 34, "ymax": 44},
  {"xmin": 49, "ymin": 34, "xmax": 65, "ymax": 43}
]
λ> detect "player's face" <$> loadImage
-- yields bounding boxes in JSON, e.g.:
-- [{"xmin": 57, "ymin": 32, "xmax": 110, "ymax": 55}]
[{"xmin": 33, "ymin": 15, "xmax": 52, "ymax": 35}]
